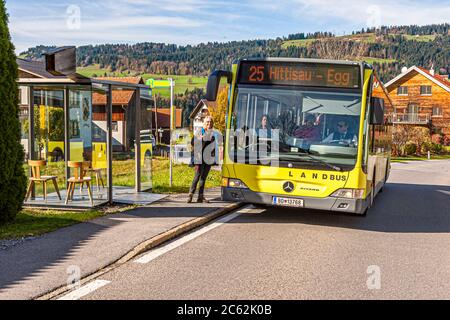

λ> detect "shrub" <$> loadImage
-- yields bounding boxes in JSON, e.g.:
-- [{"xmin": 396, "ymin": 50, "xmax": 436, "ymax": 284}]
[
  {"xmin": 0, "ymin": 1, "xmax": 27, "ymax": 224},
  {"xmin": 423, "ymin": 142, "xmax": 444, "ymax": 155},
  {"xmin": 404, "ymin": 143, "xmax": 417, "ymax": 155},
  {"xmin": 431, "ymin": 143, "xmax": 443, "ymax": 154}
]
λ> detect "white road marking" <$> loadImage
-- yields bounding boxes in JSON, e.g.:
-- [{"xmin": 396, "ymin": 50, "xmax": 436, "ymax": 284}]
[
  {"xmin": 134, "ymin": 207, "xmax": 251, "ymax": 264},
  {"xmin": 57, "ymin": 280, "xmax": 111, "ymax": 300}
]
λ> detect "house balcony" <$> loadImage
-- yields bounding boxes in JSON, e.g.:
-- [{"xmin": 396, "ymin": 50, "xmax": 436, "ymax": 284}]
[{"xmin": 389, "ymin": 113, "xmax": 431, "ymax": 125}]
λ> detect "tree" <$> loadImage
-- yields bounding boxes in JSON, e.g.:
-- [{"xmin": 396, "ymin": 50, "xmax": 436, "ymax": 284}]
[
  {"xmin": 0, "ymin": 0, "xmax": 27, "ymax": 223},
  {"xmin": 391, "ymin": 125, "xmax": 410, "ymax": 156},
  {"xmin": 209, "ymin": 86, "xmax": 228, "ymax": 133},
  {"xmin": 409, "ymin": 126, "xmax": 431, "ymax": 154}
]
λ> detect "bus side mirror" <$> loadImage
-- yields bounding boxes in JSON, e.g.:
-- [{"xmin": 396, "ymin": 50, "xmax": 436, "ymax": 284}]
[
  {"xmin": 205, "ymin": 70, "xmax": 232, "ymax": 101},
  {"xmin": 370, "ymin": 97, "xmax": 385, "ymax": 125}
]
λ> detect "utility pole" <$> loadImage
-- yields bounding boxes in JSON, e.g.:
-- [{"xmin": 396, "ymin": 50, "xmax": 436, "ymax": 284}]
[
  {"xmin": 169, "ymin": 78, "xmax": 174, "ymax": 187},
  {"xmin": 146, "ymin": 78, "xmax": 175, "ymax": 187},
  {"xmin": 154, "ymin": 97, "xmax": 159, "ymax": 144}
]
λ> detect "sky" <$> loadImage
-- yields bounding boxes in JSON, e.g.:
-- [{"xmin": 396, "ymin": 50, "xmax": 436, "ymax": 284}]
[{"xmin": 5, "ymin": 0, "xmax": 450, "ymax": 53}]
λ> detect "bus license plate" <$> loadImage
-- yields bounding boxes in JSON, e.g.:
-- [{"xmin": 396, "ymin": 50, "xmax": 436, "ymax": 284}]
[{"xmin": 272, "ymin": 197, "xmax": 304, "ymax": 207}]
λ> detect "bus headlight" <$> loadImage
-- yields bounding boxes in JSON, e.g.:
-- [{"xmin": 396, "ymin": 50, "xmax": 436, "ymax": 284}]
[
  {"xmin": 223, "ymin": 178, "xmax": 249, "ymax": 189},
  {"xmin": 331, "ymin": 189, "xmax": 365, "ymax": 199}
]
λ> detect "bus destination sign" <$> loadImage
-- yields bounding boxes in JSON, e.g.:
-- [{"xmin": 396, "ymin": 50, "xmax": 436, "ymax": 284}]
[{"xmin": 238, "ymin": 61, "xmax": 361, "ymax": 89}]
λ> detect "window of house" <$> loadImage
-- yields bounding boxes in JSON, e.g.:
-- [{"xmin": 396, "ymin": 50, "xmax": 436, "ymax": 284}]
[
  {"xmin": 397, "ymin": 86, "xmax": 408, "ymax": 95},
  {"xmin": 420, "ymin": 85, "xmax": 432, "ymax": 95},
  {"xmin": 69, "ymin": 120, "xmax": 80, "ymax": 138},
  {"xmin": 432, "ymin": 106, "xmax": 443, "ymax": 116},
  {"xmin": 112, "ymin": 121, "xmax": 119, "ymax": 132},
  {"xmin": 18, "ymin": 89, "xmax": 22, "ymax": 104}
]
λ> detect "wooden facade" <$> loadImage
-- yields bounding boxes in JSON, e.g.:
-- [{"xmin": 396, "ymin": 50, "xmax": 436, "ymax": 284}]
[
  {"xmin": 384, "ymin": 67, "xmax": 450, "ymax": 142},
  {"xmin": 372, "ymin": 73, "xmax": 394, "ymax": 114}
]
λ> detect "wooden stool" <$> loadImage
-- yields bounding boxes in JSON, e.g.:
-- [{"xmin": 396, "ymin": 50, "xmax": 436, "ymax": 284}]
[
  {"xmin": 66, "ymin": 161, "xmax": 93, "ymax": 206},
  {"xmin": 25, "ymin": 160, "xmax": 61, "ymax": 202},
  {"xmin": 84, "ymin": 167, "xmax": 105, "ymax": 192}
]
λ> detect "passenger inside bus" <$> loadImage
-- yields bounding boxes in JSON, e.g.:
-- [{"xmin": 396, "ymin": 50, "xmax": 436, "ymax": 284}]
[
  {"xmin": 256, "ymin": 114, "xmax": 271, "ymax": 138},
  {"xmin": 322, "ymin": 120, "xmax": 358, "ymax": 146},
  {"xmin": 292, "ymin": 114, "xmax": 321, "ymax": 141}
]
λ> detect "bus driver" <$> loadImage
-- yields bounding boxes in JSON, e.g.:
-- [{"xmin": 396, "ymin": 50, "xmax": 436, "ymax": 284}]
[{"xmin": 323, "ymin": 120, "xmax": 358, "ymax": 145}]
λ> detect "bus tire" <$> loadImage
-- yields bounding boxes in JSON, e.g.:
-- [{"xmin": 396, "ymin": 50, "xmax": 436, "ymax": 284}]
[
  {"xmin": 360, "ymin": 208, "xmax": 368, "ymax": 217},
  {"xmin": 380, "ymin": 165, "xmax": 389, "ymax": 193},
  {"xmin": 252, "ymin": 203, "xmax": 268, "ymax": 209},
  {"xmin": 369, "ymin": 169, "xmax": 376, "ymax": 207}
]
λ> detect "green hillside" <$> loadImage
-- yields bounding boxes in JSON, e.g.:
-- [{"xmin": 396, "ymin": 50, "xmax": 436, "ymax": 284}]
[{"xmin": 21, "ymin": 23, "xmax": 450, "ymax": 83}]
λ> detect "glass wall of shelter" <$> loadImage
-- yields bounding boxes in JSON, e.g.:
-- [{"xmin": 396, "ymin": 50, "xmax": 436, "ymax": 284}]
[{"xmin": 20, "ymin": 79, "xmax": 153, "ymax": 208}]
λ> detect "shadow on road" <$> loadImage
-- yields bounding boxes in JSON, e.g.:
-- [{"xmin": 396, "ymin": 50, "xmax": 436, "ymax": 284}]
[
  {"xmin": 0, "ymin": 194, "xmax": 224, "ymax": 297},
  {"xmin": 234, "ymin": 182, "xmax": 450, "ymax": 234}
]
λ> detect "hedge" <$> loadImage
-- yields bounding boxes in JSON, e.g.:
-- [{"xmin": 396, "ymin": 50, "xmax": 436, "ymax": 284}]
[{"xmin": 0, "ymin": 1, "xmax": 27, "ymax": 223}]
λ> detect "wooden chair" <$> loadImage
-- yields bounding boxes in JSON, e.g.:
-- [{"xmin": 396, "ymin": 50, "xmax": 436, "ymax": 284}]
[
  {"xmin": 83, "ymin": 166, "xmax": 105, "ymax": 192},
  {"xmin": 65, "ymin": 161, "xmax": 94, "ymax": 206},
  {"xmin": 25, "ymin": 160, "xmax": 61, "ymax": 202}
]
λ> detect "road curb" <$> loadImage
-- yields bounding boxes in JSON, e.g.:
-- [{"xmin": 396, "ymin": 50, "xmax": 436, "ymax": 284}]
[{"xmin": 35, "ymin": 201, "xmax": 244, "ymax": 300}]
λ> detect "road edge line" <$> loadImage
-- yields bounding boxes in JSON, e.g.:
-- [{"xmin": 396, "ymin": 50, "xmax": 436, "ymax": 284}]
[{"xmin": 35, "ymin": 201, "xmax": 244, "ymax": 300}]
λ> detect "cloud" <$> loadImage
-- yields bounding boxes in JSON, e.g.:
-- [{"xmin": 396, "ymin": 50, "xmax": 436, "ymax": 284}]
[{"xmin": 6, "ymin": 0, "xmax": 450, "ymax": 53}]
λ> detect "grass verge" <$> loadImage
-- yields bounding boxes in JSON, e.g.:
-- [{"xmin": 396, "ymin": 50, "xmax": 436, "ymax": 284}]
[
  {"xmin": 391, "ymin": 154, "xmax": 450, "ymax": 162},
  {"xmin": 152, "ymin": 157, "xmax": 221, "ymax": 193},
  {"xmin": 0, "ymin": 209, "xmax": 105, "ymax": 240}
]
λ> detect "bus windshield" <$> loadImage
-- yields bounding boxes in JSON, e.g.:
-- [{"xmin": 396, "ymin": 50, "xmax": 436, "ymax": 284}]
[{"xmin": 230, "ymin": 86, "xmax": 362, "ymax": 169}]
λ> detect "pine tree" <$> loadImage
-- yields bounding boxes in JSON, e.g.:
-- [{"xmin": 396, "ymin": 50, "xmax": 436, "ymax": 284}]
[{"xmin": 0, "ymin": 1, "xmax": 27, "ymax": 223}]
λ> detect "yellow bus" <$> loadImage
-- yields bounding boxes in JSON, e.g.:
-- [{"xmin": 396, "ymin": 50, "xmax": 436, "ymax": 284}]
[{"xmin": 206, "ymin": 58, "xmax": 391, "ymax": 215}]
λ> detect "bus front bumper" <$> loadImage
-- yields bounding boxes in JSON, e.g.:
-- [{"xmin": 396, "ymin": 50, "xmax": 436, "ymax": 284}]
[{"xmin": 222, "ymin": 187, "xmax": 369, "ymax": 214}]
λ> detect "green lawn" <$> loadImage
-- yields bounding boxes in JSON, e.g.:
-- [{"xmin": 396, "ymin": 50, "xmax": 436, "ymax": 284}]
[
  {"xmin": 77, "ymin": 64, "xmax": 131, "ymax": 78},
  {"xmin": 401, "ymin": 34, "xmax": 436, "ymax": 42},
  {"xmin": 76, "ymin": 65, "xmax": 208, "ymax": 98},
  {"xmin": 23, "ymin": 157, "xmax": 221, "ymax": 195},
  {"xmin": 337, "ymin": 33, "xmax": 378, "ymax": 43},
  {"xmin": 152, "ymin": 157, "xmax": 221, "ymax": 194},
  {"xmin": 392, "ymin": 154, "xmax": 450, "ymax": 162},
  {"xmin": 281, "ymin": 32, "xmax": 437, "ymax": 50},
  {"xmin": 0, "ymin": 209, "xmax": 105, "ymax": 240},
  {"xmin": 281, "ymin": 38, "xmax": 317, "ymax": 49},
  {"xmin": 357, "ymin": 57, "xmax": 397, "ymax": 64},
  {"xmin": 141, "ymin": 74, "xmax": 208, "ymax": 97}
]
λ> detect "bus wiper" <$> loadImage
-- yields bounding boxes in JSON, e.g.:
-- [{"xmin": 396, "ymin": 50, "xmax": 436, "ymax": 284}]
[{"xmin": 296, "ymin": 148, "xmax": 343, "ymax": 172}]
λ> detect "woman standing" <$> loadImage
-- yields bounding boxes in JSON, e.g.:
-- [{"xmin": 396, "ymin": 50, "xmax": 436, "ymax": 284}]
[{"xmin": 188, "ymin": 116, "xmax": 215, "ymax": 203}]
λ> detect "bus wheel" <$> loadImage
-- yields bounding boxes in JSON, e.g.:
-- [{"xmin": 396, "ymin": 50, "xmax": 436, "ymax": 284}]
[
  {"xmin": 369, "ymin": 170, "xmax": 376, "ymax": 208},
  {"xmin": 252, "ymin": 203, "xmax": 268, "ymax": 210},
  {"xmin": 360, "ymin": 208, "xmax": 368, "ymax": 217}
]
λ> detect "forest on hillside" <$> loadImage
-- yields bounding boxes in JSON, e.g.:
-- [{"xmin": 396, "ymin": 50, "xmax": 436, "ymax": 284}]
[
  {"xmin": 20, "ymin": 24, "xmax": 450, "ymax": 127},
  {"xmin": 21, "ymin": 24, "xmax": 450, "ymax": 83}
]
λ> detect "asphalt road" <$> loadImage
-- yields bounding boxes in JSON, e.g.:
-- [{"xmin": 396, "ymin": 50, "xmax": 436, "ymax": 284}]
[{"xmin": 72, "ymin": 160, "xmax": 449, "ymax": 300}]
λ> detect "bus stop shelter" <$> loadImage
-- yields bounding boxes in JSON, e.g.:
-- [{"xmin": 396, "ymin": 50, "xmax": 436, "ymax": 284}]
[{"xmin": 19, "ymin": 68, "xmax": 160, "ymax": 209}]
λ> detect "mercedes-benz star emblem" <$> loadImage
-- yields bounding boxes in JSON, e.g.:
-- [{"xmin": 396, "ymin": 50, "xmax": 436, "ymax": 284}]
[{"xmin": 283, "ymin": 181, "xmax": 295, "ymax": 193}]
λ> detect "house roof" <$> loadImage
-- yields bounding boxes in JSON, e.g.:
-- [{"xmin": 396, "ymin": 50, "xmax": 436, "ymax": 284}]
[
  {"xmin": 373, "ymin": 73, "xmax": 394, "ymax": 108},
  {"xmin": 17, "ymin": 58, "xmax": 68, "ymax": 79},
  {"xmin": 92, "ymin": 77, "xmax": 145, "ymax": 105},
  {"xmin": 152, "ymin": 108, "xmax": 183, "ymax": 128},
  {"xmin": 189, "ymin": 99, "xmax": 216, "ymax": 119},
  {"xmin": 385, "ymin": 66, "xmax": 450, "ymax": 92}
]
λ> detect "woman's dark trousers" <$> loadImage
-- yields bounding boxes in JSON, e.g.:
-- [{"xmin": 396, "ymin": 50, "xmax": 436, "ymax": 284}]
[{"xmin": 189, "ymin": 164, "xmax": 212, "ymax": 197}]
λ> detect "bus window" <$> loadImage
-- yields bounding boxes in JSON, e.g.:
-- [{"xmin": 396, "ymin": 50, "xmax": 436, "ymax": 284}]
[{"xmin": 231, "ymin": 87, "xmax": 362, "ymax": 168}]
